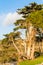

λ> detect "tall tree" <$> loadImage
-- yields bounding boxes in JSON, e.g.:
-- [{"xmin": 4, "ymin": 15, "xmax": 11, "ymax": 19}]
[
  {"xmin": 14, "ymin": 10, "xmax": 43, "ymax": 59},
  {"xmin": 26, "ymin": 10, "xmax": 43, "ymax": 59}
]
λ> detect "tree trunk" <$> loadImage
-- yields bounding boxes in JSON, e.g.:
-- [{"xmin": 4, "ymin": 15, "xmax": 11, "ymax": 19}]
[
  {"xmin": 12, "ymin": 39, "xmax": 21, "ymax": 54},
  {"xmin": 30, "ymin": 43, "xmax": 35, "ymax": 59},
  {"xmin": 26, "ymin": 24, "xmax": 36, "ymax": 59},
  {"xmin": 27, "ymin": 46, "xmax": 31, "ymax": 59},
  {"xmin": 23, "ymin": 40, "xmax": 27, "ymax": 55},
  {"xmin": 41, "ymin": 40, "xmax": 43, "ymax": 53}
]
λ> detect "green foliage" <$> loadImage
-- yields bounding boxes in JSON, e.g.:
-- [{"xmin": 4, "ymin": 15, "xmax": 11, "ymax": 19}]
[
  {"xmin": 14, "ymin": 19, "xmax": 27, "ymax": 31},
  {"xmin": 14, "ymin": 10, "xmax": 43, "ymax": 34},
  {"xmin": 27, "ymin": 10, "xmax": 43, "ymax": 28},
  {"xmin": 17, "ymin": 2, "xmax": 43, "ymax": 18},
  {"xmin": 14, "ymin": 3, "xmax": 43, "ymax": 32},
  {"xmin": 4, "ymin": 32, "xmax": 21, "ymax": 39}
]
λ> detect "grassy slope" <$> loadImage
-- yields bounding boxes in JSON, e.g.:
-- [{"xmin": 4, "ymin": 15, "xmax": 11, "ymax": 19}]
[{"xmin": 19, "ymin": 56, "xmax": 43, "ymax": 65}]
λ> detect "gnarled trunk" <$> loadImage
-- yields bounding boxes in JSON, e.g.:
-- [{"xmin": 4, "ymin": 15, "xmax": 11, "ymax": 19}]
[
  {"xmin": 26, "ymin": 24, "xmax": 36, "ymax": 59},
  {"xmin": 12, "ymin": 39, "xmax": 20, "ymax": 54},
  {"xmin": 22, "ymin": 40, "xmax": 27, "ymax": 55},
  {"xmin": 30, "ymin": 43, "xmax": 35, "ymax": 59}
]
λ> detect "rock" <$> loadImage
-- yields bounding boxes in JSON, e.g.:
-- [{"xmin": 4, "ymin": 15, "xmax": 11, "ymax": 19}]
[
  {"xmin": 36, "ymin": 62, "xmax": 43, "ymax": 65},
  {"xmin": 0, "ymin": 62, "xmax": 17, "ymax": 65}
]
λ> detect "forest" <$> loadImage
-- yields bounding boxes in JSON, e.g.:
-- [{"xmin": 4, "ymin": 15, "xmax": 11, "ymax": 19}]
[{"xmin": 0, "ymin": 2, "xmax": 43, "ymax": 65}]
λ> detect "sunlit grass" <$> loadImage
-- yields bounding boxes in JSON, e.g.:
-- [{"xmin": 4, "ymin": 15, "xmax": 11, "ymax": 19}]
[{"xmin": 19, "ymin": 56, "xmax": 43, "ymax": 65}]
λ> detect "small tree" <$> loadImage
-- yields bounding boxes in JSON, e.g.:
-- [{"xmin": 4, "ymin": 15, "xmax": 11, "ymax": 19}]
[{"xmin": 4, "ymin": 32, "xmax": 21, "ymax": 54}]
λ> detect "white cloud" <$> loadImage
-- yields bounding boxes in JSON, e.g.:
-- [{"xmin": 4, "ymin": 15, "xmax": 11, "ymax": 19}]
[
  {"xmin": 3, "ymin": 12, "xmax": 23, "ymax": 26},
  {"xmin": 0, "ymin": 12, "xmax": 23, "ymax": 26}
]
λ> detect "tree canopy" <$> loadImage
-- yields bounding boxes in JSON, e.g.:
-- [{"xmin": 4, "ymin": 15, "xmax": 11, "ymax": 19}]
[{"xmin": 26, "ymin": 10, "xmax": 43, "ymax": 29}]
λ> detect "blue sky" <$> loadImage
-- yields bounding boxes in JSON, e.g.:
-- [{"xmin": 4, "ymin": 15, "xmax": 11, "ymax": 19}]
[{"xmin": 0, "ymin": 0, "xmax": 43, "ymax": 39}]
